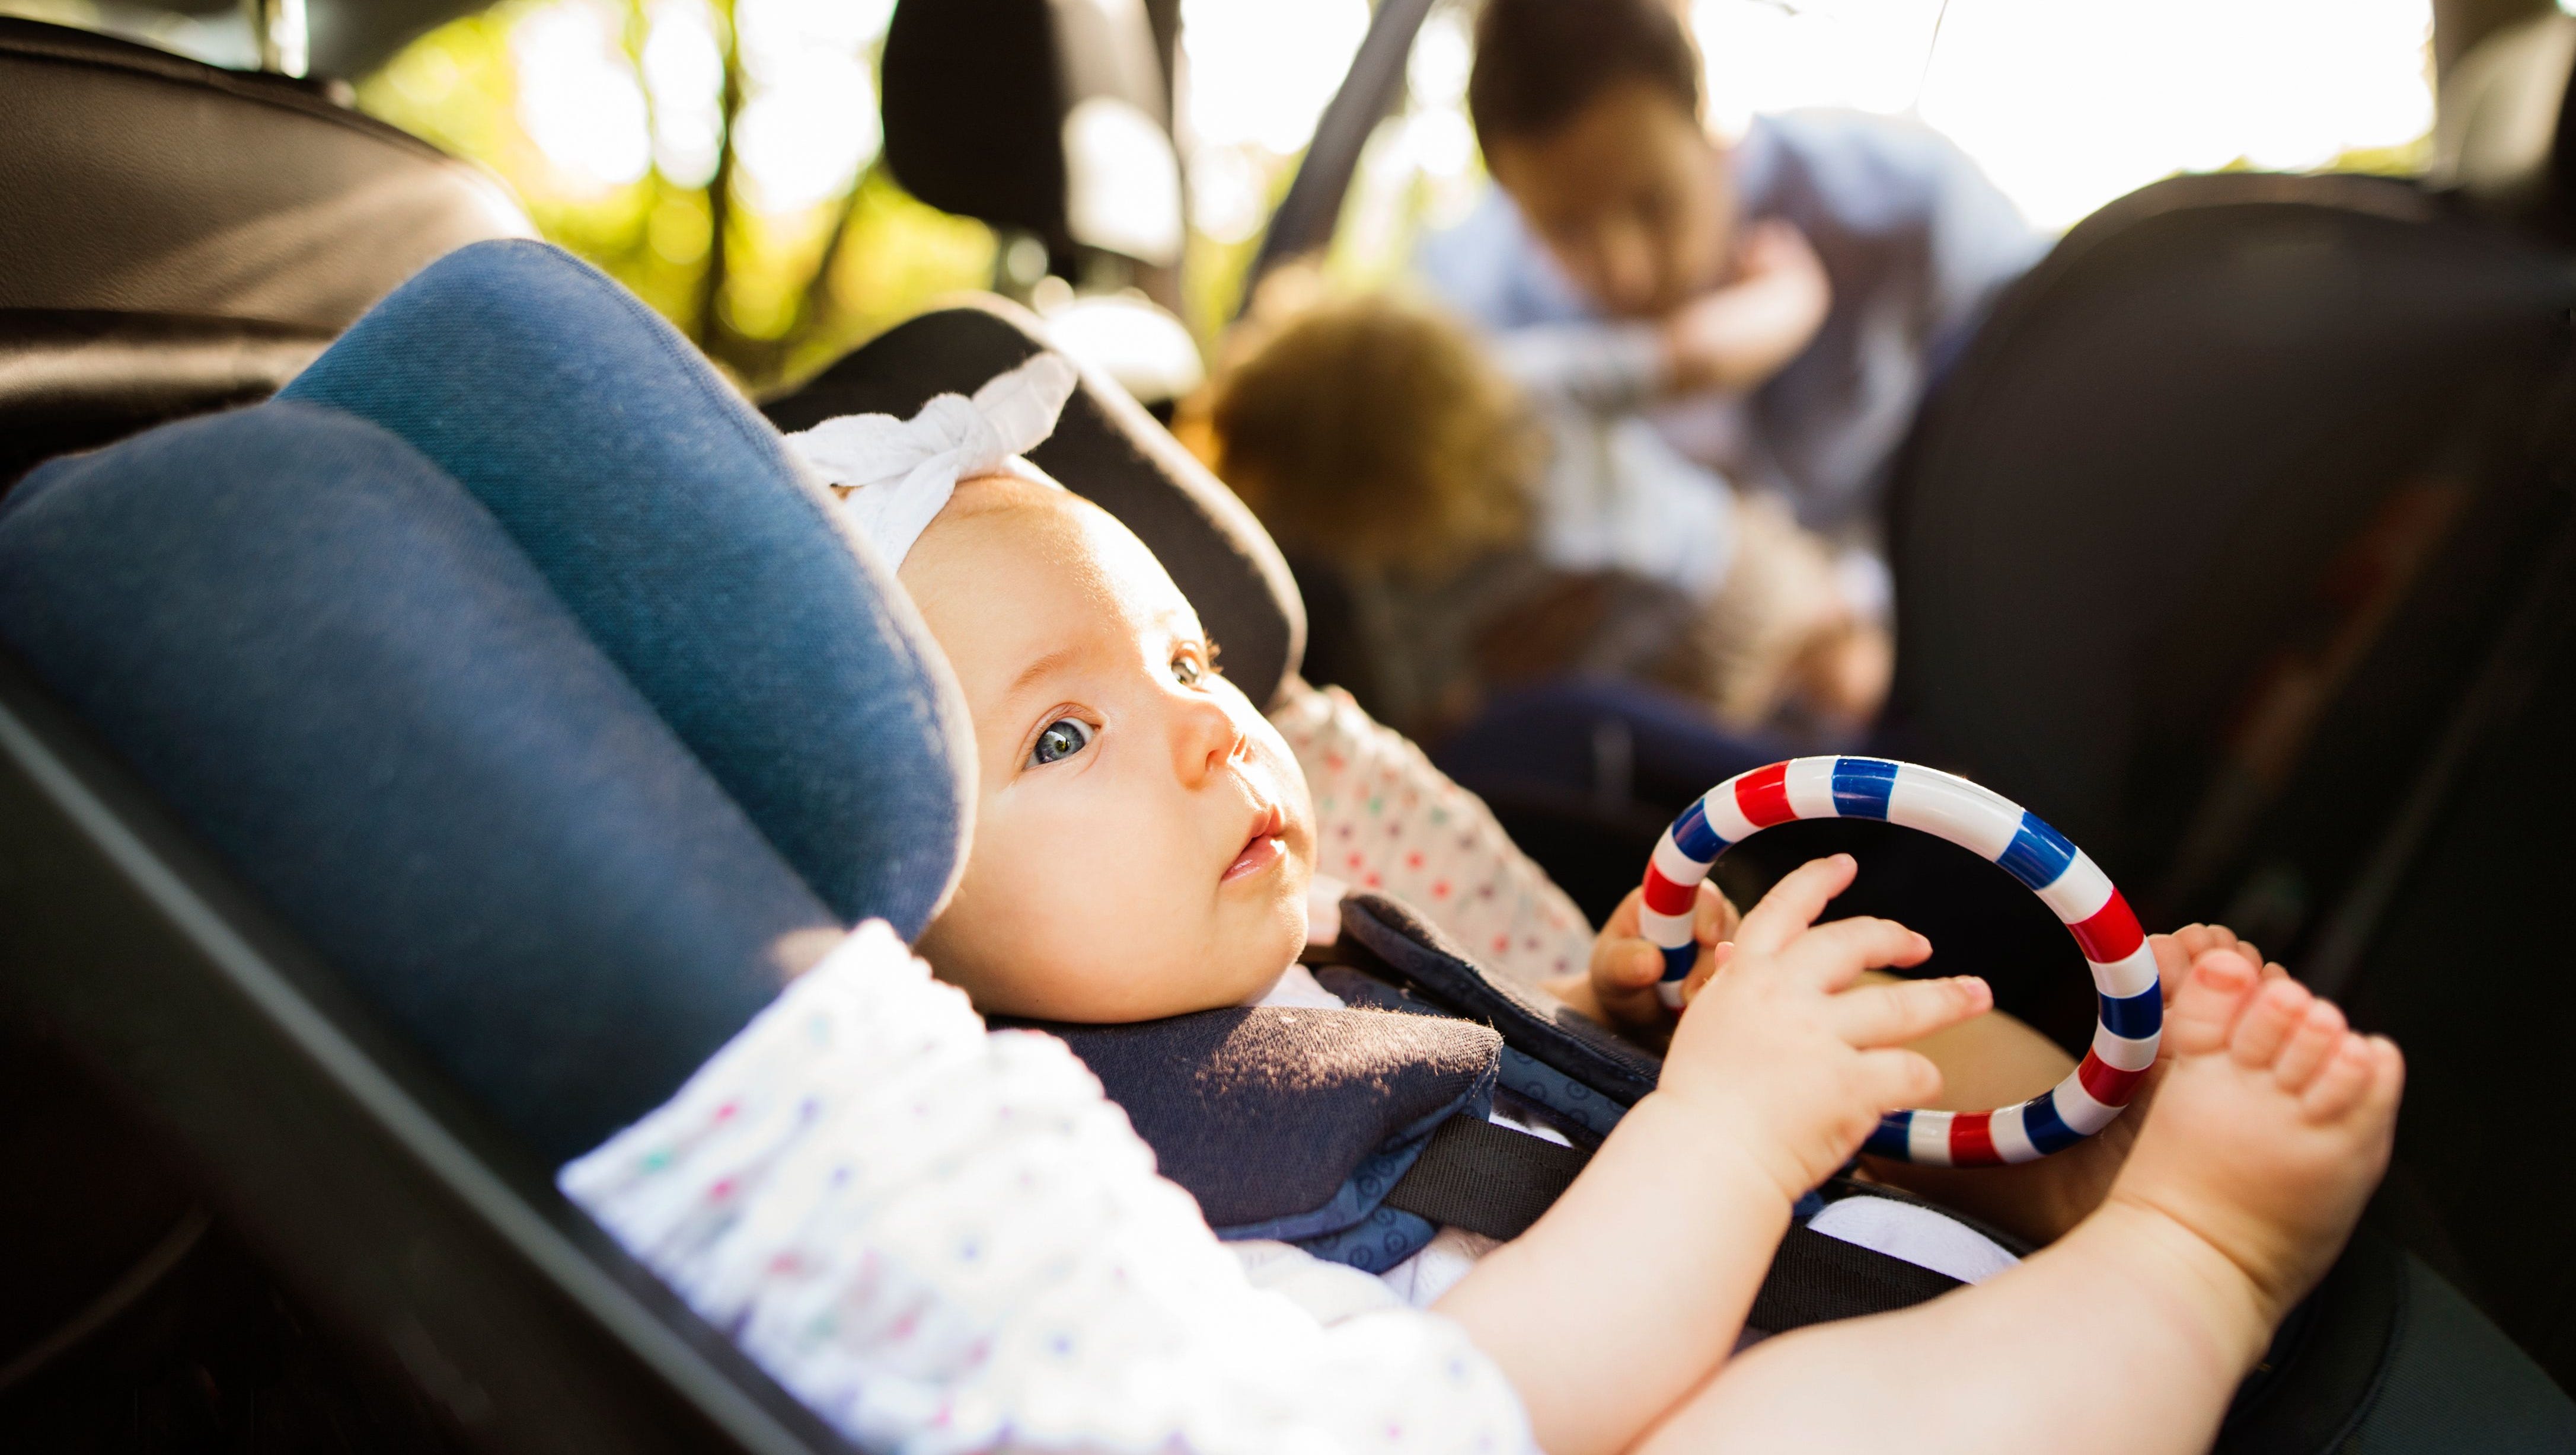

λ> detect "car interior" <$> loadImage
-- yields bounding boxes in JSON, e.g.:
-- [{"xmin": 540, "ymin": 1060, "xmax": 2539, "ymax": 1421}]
[{"xmin": 7, "ymin": 1, "xmax": 2576, "ymax": 1449}]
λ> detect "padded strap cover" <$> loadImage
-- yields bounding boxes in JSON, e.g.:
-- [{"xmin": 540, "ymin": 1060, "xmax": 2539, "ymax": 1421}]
[
  {"xmin": 1030, "ymin": 1005, "xmax": 1498, "ymax": 1251},
  {"xmin": 1338, "ymin": 893, "xmax": 1664, "ymax": 1108}
]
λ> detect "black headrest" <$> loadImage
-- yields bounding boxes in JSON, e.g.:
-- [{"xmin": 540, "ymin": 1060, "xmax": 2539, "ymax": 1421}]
[
  {"xmin": 1888, "ymin": 171, "xmax": 2576, "ymax": 891},
  {"xmin": 879, "ymin": 0, "xmax": 1178, "ymax": 267},
  {"xmin": 764, "ymin": 298, "xmax": 1307, "ymax": 708},
  {"xmin": 0, "ymin": 17, "xmax": 531, "ymax": 487}
]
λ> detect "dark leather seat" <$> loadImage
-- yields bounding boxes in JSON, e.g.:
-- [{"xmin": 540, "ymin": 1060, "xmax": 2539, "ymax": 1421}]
[
  {"xmin": 0, "ymin": 17, "xmax": 531, "ymax": 490},
  {"xmin": 1881, "ymin": 168, "xmax": 2576, "ymax": 1393}
]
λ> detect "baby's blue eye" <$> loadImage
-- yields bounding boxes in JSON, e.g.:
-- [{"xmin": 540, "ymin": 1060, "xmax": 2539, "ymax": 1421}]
[{"xmin": 1029, "ymin": 718, "xmax": 1093, "ymax": 768}]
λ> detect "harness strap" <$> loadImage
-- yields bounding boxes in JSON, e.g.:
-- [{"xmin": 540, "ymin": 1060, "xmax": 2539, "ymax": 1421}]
[
  {"xmin": 1386, "ymin": 1115, "xmax": 1969, "ymax": 1331},
  {"xmin": 1383, "ymin": 1115, "xmax": 1588, "ymax": 1240},
  {"xmin": 1749, "ymin": 1227, "xmax": 1965, "ymax": 1332}
]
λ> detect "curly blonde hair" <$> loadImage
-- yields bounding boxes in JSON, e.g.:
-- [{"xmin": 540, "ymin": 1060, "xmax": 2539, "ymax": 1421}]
[{"xmin": 1205, "ymin": 286, "xmax": 1538, "ymax": 577}]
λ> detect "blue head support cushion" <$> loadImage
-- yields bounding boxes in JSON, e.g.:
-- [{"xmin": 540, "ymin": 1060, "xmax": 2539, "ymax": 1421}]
[
  {"xmin": 279, "ymin": 240, "xmax": 969, "ymax": 936},
  {"xmin": 0, "ymin": 244, "xmax": 973, "ymax": 1162}
]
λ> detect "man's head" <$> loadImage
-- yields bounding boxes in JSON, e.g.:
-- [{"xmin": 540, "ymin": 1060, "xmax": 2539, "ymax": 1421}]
[
  {"xmin": 900, "ymin": 475, "xmax": 1317, "ymax": 1022},
  {"xmin": 1469, "ymin": 0, "xmax": 1735, "ymax": 319}
]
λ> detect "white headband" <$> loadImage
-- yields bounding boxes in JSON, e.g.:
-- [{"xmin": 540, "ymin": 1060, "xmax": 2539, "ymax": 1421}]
[{"xmin": 782, "ymin": 352, "xmax": 1080, "ymax": 568}]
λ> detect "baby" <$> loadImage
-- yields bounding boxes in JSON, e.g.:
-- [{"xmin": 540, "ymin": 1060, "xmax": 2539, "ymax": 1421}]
[{"xmin": 794, "ymin": 358, "xmax": 2403, "ymax": 1455}]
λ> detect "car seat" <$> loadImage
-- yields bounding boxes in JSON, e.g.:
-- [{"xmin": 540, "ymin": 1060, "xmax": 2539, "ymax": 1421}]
[
  {"xmin": 0, "ymin": 18, "xmax": 531, "ymax": 493},
  {"xmin": 0, "ymin": 17, "xmax": 526, "ymax": 1437},
  {"xmin": 1879, "ymin": 165, "xmax": 2576, "ymax": 1393},
  {"xmin": 0, "ymin": 240, "xmax": 963, "ymax": 1450}
]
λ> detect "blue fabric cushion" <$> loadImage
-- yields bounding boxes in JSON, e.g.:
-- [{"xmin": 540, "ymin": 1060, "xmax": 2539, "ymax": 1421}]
[
  {"xmin": 280, "ymin": 239, "xmax": 968, "ymax": 938},
  {"xmin": 0, "ymin": 402, "xmax": 837, "ymax": 1162}
]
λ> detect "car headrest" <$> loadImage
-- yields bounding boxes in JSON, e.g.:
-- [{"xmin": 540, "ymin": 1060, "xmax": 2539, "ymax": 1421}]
[
  {"xmin": 281, "ymin": 241, "xmax": 973, "ymax": 936},
  {"xmin": 764, "ymin": 296, "xmax": 1309, "ymax": 708},
  {"xmin": 0, "ymin": 404, "xmax": 851, "ymax": 1164},
  {"xmin": 2432, "ymin": 10, "xmax": 2576, "ymax": 229},
  {"xmin": 1888, "ymin": 171, "xmax": 2576, "ymax": 890},
  {"xmin": 0, "ymin": 17, "xmax": 532, "ymax": 489},
  {"xmin": 879, "ymin": 0, "xmax": 1182, "ymax": 268}
]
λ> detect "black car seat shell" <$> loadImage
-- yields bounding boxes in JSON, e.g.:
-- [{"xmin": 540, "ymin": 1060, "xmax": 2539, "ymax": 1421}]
[
  {"xmin": 0, "ymin": 17, "xmax": 532, "ymax": 490},
  {"xmin": 0, "ymin": 422, "xmax": 860, "ymax": 1451},
  {"xmin": 1889, "ymin": 171, "xmax": 2576, "ymax": 877},
  {"xmin": 0, "ymin": 16, "xmax": 531, "ymax": 1431}
]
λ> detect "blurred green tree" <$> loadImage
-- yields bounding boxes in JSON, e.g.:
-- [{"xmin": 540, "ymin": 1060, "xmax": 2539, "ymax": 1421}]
[{"xmin": 358, "ymin": 0, "xmax": 994, "ymax": 392}]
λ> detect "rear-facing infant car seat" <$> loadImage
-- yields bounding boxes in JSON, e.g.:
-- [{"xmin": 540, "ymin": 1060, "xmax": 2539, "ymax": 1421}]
[
  {"xmin": 0, "ymin": 15, "xmax": 526, "ymax": 1438},
  {"xmin": 0, "ymin": 239, "xmax": 962, "ymax": 1451}
]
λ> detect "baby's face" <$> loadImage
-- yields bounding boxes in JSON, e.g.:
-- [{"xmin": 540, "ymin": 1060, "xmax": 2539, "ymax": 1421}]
[{"xmin": 901, "ymin": 477, "xmax": 1316, "ymax": 1021}]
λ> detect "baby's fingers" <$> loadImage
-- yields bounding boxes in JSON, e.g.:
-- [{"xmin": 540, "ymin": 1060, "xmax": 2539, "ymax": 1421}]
[
  {"xmin": 1694, "ymin": 882, "xmax": 1740, "ymax": 946},
  {"xmin": 1678, "ymin": 941, "xmax": 1737, "ymax": 1006},
  {"xmin": 1592, "ymin": 937, "xmax": 1676, "ymax": 1029},
  {"xmin": 1854, "ymin": 1047, "xmax": 1944, "ymax": 1114},
  {"xmin": 1829, "ymin": 975, "xmax": 1991, "ymax": 1049},
  {"xmin": 1735, "ymin": 855, "xmax": 1859, "ymax": 954},
  {"xmin": 1785, "ymin": 916, "xmax": 1932, "ymax": 990}
]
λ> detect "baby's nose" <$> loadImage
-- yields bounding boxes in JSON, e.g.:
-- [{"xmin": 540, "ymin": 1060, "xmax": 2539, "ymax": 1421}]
[{"xmin": 1170, "ymin": 695, "xmax": 1244, "ymax": 784}]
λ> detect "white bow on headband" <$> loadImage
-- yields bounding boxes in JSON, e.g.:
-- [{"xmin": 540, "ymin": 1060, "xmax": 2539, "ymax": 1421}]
[{"xmin": 783, "ymin": 352, "xmax": 1080, "ymax": 568}]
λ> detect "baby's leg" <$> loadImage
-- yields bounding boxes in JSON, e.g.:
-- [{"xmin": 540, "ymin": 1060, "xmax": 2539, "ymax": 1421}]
[{"xmin": 1638, "ymin": 948, "xmax": 2400, "ymax": 1455}]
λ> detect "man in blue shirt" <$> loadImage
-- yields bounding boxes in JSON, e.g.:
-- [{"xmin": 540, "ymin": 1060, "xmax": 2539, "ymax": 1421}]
[{"xmin": 1418, "ymin": 0, "xmax": 2046, "ymax": 587}]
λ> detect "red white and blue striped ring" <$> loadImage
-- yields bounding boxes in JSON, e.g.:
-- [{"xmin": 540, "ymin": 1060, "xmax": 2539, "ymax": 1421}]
[{"xmin": 1641, "ymin": 756, "xmax": 2161, "ymax": 1166}]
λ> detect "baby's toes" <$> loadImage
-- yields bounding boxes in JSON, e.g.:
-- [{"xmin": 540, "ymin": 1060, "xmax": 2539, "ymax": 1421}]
[
  {"xmin": 2299, "ymin": 1035, "xmax": 2379, "ymax": 1123},
  {"xmin": 2363, "ymin": 1036, "xmax": 2406, "ymax": 1118},
  {"xmin": 2166, "ymin": 948, "xmax": 2262, "ymax": 1056},
  {"xmin": 2271, "ymin": 999, "xmax": 2347, "ymax": 1094},
  {"xmin": 2229, "ymin": 974, "xmax": 2315, "ymax": 1070}
]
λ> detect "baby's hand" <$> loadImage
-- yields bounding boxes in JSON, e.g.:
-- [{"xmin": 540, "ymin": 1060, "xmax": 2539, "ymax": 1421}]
[
  {"xmin": 1549, "ymin": 880, "xmax": 1739, "ymax": 1043},
  {"xmin": 1655, "ymin": 854, "xmax": 1993, "ymax": 1205}
]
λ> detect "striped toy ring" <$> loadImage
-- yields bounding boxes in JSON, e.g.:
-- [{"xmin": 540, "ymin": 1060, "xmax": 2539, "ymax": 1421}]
[{"xmin": 1641, "ymin": 756, "xmax": 2162, "ymax": 1166}]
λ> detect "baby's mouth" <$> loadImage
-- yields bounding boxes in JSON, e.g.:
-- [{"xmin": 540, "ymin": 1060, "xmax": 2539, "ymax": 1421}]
[{"xmin": 1224, "ymin": 803, "xmax": 1288, "ymax": 884}]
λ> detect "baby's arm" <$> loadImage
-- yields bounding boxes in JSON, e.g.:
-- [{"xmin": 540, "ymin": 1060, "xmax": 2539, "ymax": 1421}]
[{"xmin": 1435, "ymin": 856, "xmax": 1991, "ymax": 1455}]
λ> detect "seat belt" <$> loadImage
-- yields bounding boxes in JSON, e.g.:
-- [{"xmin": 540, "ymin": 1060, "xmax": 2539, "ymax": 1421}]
[{"xmin": 1384, "ymin": 1115, "xmax": 1968, "ymax": 1331}]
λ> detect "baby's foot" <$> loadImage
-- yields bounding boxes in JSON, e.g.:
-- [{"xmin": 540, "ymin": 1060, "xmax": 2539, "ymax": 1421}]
[
  {"xmin": 2103, "ymin": 948, "xmax": 2403, "ymax": 1329},
  {"xmin": 1862, "ymin": 926, "xmax": 2292, "ymax": 1245},
  {"xmin": 2014, "ymin": 927, "xmax": 2295, "ymax": 1220}
]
